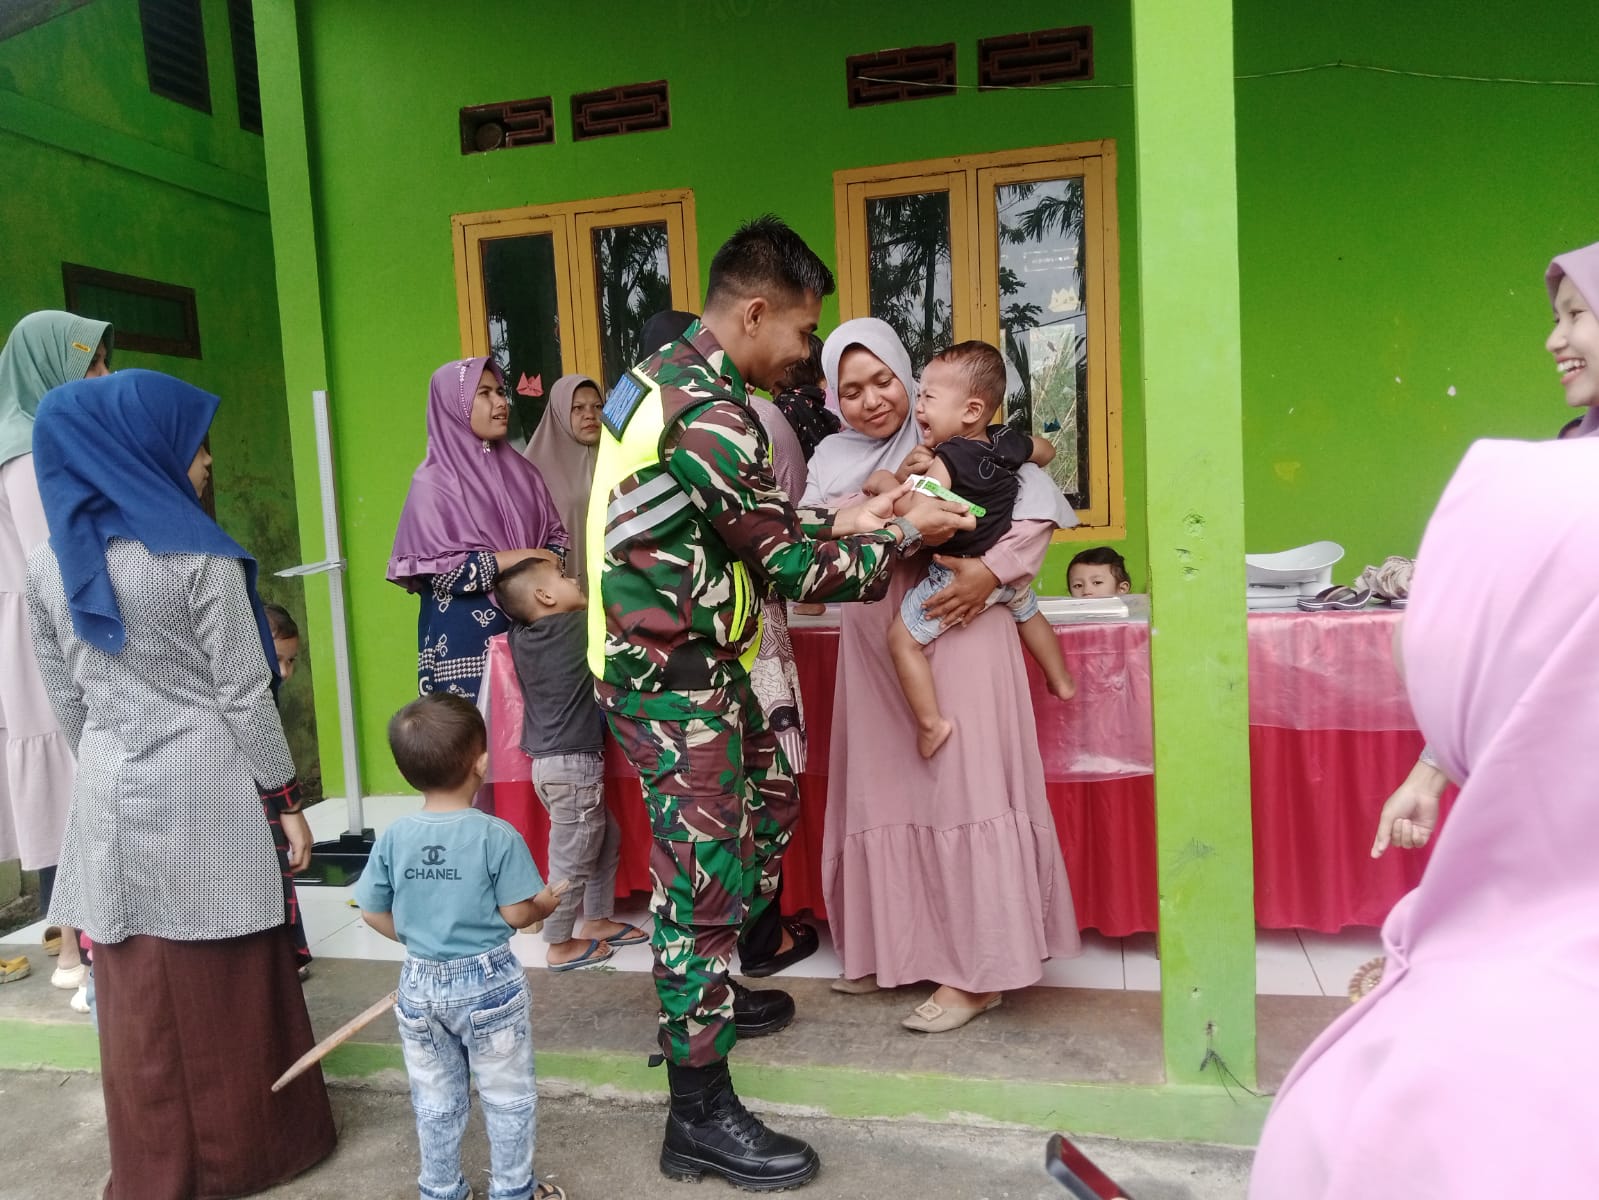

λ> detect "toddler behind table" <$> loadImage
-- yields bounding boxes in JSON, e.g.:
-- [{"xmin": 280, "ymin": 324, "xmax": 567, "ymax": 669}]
[
  {"xmin": 1066, "ymin": 547, "xmax": 1132, "ymax": 598},
  {"xmin": 865, "ymin": 340, "xmax": 1077, "ymax": 759},
  {"xmin": 356, "ymin": 693, "xmax": 570, "ymax": 1200},
  {"xmin": 495, "ymin": 554, "xmax": 647, "ymax": 972}
]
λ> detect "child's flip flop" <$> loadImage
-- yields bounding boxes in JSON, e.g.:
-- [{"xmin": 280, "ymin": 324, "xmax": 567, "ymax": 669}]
[
  {"xmin": 601, "ymin": 922, "xmax": 649, "ymax": 947},
  {"xmin": 548, "ymin": 939, "xmax": 615, "ymax": 973}
]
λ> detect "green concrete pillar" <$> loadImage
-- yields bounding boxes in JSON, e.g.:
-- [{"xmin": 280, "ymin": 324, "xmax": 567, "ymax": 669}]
[
  {"xmin": 1131, "ymin": 0, "xmax": 1257, "ymax": 1086},
  {"xmin": 255, "ymin": 0, "xmax": 346, "ymax": 801}
]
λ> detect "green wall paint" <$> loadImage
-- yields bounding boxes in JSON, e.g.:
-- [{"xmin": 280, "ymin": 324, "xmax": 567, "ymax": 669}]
[
  {"xmin": 289, "ymin": 0, "xmax": 1147, "ymax": 794},
  {"xmin": 0, "ymin": 0, "xmax": 318, "ymax": 789},
  {"xmin": 0, "ymin": 0, "xmax": 265, "ymax": 180},
  {"xmin": 1233, "ymin": 0, "xmax": 1599, "ymax": 575},
  {"xmin": 281, "ymin": 0, "xmax": 1599, "ymax": 794}
]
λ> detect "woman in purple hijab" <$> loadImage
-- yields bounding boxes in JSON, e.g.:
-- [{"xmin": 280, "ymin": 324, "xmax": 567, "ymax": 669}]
[{"xmin": 389, "ymin": 357, "xmax": 568, "ymax": 700}]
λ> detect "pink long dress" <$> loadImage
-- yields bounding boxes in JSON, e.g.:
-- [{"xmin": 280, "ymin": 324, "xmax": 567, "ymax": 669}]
[
  {"xmin": 1250, "ymin": 439, "xmax": 1599, "ymax": 1197},
  {"xmin": 820, "ymin": 520, "xmax": 1080, "ymax": 991}
]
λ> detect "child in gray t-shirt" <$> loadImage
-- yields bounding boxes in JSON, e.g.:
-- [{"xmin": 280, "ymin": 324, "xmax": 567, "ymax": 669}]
[{"xmin": 497, "ymin": 554, "xmax": 648, "ymax": 972}]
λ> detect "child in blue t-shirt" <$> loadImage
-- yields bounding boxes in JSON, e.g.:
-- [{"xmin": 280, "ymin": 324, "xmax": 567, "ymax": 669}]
[{"xmin": 356, "ymin": 693, "xmax": 570, "ymax": 1200}]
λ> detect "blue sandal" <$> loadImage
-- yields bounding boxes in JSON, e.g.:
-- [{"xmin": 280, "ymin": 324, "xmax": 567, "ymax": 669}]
[
  {"xmin": 547, "ymin": 939, "xmax": 615, "ymax": 973},
  {"xmin": 601, "ymin": 922, "xmax": 649, "ymax": 947}
]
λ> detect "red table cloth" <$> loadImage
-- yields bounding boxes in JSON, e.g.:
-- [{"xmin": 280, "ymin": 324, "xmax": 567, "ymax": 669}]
[{"xmin": 483, "ymin": 607, "xmax": 1450, "ymax": 935}]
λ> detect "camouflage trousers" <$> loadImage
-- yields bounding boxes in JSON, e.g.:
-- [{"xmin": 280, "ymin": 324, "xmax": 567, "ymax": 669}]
[{"xmin": 602, "ymin": 677, "xmax": 798, "ymax": 1067}]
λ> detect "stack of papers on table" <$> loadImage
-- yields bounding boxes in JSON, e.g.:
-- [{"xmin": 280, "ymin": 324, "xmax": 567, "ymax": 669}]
[{"xmin": 1036, "ymin": 595, "xmax": 1131, "ymax": 622}]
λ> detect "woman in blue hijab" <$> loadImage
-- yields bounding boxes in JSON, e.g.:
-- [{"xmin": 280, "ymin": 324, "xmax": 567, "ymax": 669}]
[{"xmin": 27, "ymin": 370, "xmax": 336, "ymax": 1197}]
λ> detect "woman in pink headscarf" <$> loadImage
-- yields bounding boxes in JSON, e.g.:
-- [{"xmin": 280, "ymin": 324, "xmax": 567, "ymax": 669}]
[
  {"xmin": 389, "ymin": 357, "xmax": 568, "ymax": 701},
  {"xmin": 1374, "ymin": 242, "xmax": 1599, "ymax": 856},
  {"xmin": 1251, "ymin": 435, "xmax": 1599, "ymax": 1197}
]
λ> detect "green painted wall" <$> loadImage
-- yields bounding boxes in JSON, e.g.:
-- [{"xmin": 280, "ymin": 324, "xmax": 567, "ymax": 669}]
[
  {"xmin": 0, "ymin": 0, "xmax": 318, "ymax": 790},
  {"xmin": 293, "ymin": 0, "xmax": 1146, "ymax": 794},
  {"xmin": 1233, "ymin": 0, "xmax": 1599, "ymax": 575},
  {"xmin": 284, "ymin": 0, "xmax": 1599, "ymax": 794}
]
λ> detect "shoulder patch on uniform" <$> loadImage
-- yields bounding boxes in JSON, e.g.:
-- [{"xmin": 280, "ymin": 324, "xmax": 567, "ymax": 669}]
[{"xmin": 601, "ymin": 370, "xmax": 651, "ymax": 438}]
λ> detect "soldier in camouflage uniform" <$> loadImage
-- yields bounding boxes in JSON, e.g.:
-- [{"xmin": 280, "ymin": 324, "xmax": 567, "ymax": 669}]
[{"xmin": 587, "ymin": 217, "xmax": 971, "ymax": 1190}]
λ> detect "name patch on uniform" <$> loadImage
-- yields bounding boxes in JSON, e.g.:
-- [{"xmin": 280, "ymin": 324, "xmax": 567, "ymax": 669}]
[{"xmin": 602, "ymin": 371, "xmax": 649, "ymax": 438}]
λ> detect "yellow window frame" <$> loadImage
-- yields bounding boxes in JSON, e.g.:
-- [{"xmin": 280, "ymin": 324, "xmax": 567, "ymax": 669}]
[
  {"xmin": 834, "ymin": 143, "xmax": 1124, "ymax": 540},
  {"xmin": 451, "ymin": 189, "xmax": 701, "ymax": 386}
]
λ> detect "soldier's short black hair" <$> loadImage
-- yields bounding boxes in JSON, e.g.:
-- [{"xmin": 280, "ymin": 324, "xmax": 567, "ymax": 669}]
[
  {"xmin": 388, "ymin": 693, "xmax": 486, "ymax": 793},
  {"xmin": 706, "ymin": 216, "xmax": 835, "ymax": 309}
]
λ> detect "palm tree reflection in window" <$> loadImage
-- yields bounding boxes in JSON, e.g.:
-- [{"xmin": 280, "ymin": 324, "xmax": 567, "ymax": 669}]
[
  {"xmin": 865, "ymin": 192, "xmax": 953, "ymax": 371},
  {"xmin": 483, "ymin": 233, "xmax": 562, "ymax": 444},
  {"xmin": 997, "ymin": 178, "xmax": 1088, "ymax": 509},
  {"xmin": 593, "ymin": 222, "xmax": 673, "ymax": 389}
]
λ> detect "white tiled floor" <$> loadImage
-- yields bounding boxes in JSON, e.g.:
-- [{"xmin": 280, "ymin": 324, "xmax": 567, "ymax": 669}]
[{"xmin": 9, "ymin": 795, "xmax": 1386, "ymax": 999}]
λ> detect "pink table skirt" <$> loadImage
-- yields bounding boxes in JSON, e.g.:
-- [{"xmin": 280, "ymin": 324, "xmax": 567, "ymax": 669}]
[{"xmin": 483, "ymin": 609, "xmax": 1442, "ymax": 934}]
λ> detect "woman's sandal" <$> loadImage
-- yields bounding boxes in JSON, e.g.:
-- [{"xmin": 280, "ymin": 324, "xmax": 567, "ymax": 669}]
[
  {"xmin": 1348, "ymin": 956, "xmax": 1386, "ymax": 1003},
  {"xmin": 830, "ymin": 974, "xmax": 879, "ymax": 995},
  {"xmin": 42, "ymin": 926, "xmax": 62, "ymax": 957},
  {"xmin": 534, "ymin": 1183, "xmax": 567, "ymax": 1200},
  {"xmin": 901, "ymin": 993, "xmax": 1001, "ymax": 1033},
  {"xmin": 547, "ymin": 939, "xmax": 615, "ymax": 973},
  {"xmin": 0, "ymin": 955, "xmax": 30, "ymax": 984}
]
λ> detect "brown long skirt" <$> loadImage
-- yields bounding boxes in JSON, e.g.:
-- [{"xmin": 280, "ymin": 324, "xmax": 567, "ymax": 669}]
[{"xmin": 96, "ymin": 927, "xmax": 337, "ymax": 1200}]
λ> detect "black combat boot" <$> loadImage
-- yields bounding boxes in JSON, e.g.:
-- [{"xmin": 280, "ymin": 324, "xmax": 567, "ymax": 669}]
[
  {"xmin": 731, "ymin": 978, "xmax": 795, "ymax": 1038},
  {"xmin": 661, "ymin": 1059, "xmax": 820, "ymax": 1190}
]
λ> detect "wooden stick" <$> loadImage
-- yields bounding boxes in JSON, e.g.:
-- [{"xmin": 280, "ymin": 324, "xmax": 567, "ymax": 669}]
[{"xmin": 272, "ymin": 989, "xmax": 398, "ymax": 1093}]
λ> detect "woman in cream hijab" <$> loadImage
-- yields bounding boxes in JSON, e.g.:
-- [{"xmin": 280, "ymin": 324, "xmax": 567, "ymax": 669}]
[{"xmin": 524, "ymin": 374, "xmax": 603, "ymax": 582}]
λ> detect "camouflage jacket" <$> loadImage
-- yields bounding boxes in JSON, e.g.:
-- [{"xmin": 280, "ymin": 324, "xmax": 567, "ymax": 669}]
[{"xmin": 591, "ymin": 323, "xmax": 896, "ymax": 709}]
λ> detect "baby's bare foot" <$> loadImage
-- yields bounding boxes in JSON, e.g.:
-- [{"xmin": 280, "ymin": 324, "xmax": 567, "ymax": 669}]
[{"xmin": 918, "ymin": 718, "xmax": 953, "ymax": 759}]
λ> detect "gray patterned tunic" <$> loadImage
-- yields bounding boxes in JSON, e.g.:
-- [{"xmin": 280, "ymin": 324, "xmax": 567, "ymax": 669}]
[{"xmin": 27, "ymin": 540, "xmax": 294, "ymax": 944}]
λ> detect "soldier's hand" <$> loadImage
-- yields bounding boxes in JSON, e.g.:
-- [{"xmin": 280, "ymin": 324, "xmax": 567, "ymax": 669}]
[
  {"xmin": 835, "ymin": 483, "xmax": 911, "ymax": 534},
  {"xmin": 899, "ymin": 493, "xmax": 976, "ymax": 546}
]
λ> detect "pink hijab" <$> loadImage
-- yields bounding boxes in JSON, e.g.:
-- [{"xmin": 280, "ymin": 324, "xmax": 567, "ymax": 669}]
[
  {"xmin": 388, "ymin": 357, "xmax": 568, "ymax": 589},
  {"xmin": 1547, "ymin": 241, "xmax": 1599, "ymax": 439},
  {"xmin": 523, "ymin": 373, "xmax": 599, "ymax": 584},
  {"xmin": 1251, "ymin": 437, "xmax": 1599, "ymax": 1197}
]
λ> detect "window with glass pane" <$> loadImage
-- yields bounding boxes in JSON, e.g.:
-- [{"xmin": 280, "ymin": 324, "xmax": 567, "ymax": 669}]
[
  {"xmin": 836, "ymin": 145, "xmax": 1122, "ymax": 538},
  {"xmin": 481, "ymin": 234, "xmax": 562, "ymax": 441},
  {"xmin": 865, "ymin": 191, "xmax": 953, "ymax": 371},
  {"xmin": 994, "ymin": 177, "xmax": 1089, "ymax": 507},
  {"xmin": 591, "ymin": 222, "xmax": 672, "ymax": 389}
]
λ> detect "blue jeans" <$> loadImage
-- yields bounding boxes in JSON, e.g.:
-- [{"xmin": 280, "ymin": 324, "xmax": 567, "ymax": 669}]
[
  {"xmin": 395, "ymin": 945, "xmax": 538, "ymax": 1200},
  {"xmin": 900, "ymin": 560, "xmax": 1039, "ymax": 645}
]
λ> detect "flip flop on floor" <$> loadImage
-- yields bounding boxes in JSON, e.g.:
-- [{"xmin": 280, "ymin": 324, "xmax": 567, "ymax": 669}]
[
  {"xmin": 599, "ymin": 922, "xmax": 648, "ymax": 947},
  {"xmin": 1, "ymin": 955, "xmax": 31, "ymax": 984},
  {"xmin": 548, "ymin": 939, "xmax": 615, "ymax": 973}
]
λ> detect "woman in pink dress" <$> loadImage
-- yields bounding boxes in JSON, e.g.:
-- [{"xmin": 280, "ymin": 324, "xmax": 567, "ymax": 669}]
[
  {"xmin": 1251, "ymin": 435, "xmax": 1599, "ymax": 1197},
  {"xmin": 802, "ymin": 319, "xmax": 1079, "ymax": 1033}
]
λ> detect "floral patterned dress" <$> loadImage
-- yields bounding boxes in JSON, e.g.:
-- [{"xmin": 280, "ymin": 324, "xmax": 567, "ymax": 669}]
[{"xmin": 416, "ymin": 551, "xmax": 508, "ymax": 701}]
